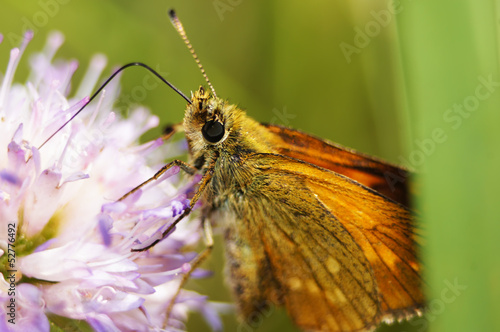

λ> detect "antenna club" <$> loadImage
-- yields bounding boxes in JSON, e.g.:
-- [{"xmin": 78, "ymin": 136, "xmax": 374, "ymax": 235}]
[
  {"xmin": 168, "ymin": 9, "xmax": 176, "ymax": 19},
  {"xmin": 168, "ymin": 8, "xmax": 217, "ymax": 99}
]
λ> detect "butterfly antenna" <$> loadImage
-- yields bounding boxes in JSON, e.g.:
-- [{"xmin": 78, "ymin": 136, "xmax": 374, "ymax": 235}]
[
  {"xmin": 38, "ymin": 62, "xmax": 191, "ymax": 150},
  {"xmin": 168, "ymin": 9, "xmax": 217, "ymax": 98}
]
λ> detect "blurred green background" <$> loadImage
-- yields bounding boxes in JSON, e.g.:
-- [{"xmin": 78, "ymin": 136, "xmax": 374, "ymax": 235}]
[{"xmin": 1, "ymin": 0, "xmax": 499, "ymax": 331}]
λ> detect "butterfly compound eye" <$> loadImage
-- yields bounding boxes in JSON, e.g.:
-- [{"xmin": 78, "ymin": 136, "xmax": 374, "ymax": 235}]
[{"xmin": 202, "ymin": 120, "xmax": 225, "ymax": 143}]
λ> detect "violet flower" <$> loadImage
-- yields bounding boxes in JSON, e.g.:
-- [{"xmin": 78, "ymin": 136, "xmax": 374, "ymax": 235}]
[{"xmin": 0, "ymin": 31, "xmax": 222, "ymax": 331}]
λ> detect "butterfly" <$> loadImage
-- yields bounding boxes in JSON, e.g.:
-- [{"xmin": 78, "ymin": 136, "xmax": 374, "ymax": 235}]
[
  {"xmin": 172, "ymin": 84, "xmax": 424, "ymax": 331},
  {"xmin": 36, "ymin": 9, "xmax": 424, "ymax": 331}
]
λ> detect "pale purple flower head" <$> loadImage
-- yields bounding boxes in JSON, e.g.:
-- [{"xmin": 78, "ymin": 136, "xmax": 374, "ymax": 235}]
[{"xmin": 0, "ymin": 32, "xmax": 222, "ymax": 331}]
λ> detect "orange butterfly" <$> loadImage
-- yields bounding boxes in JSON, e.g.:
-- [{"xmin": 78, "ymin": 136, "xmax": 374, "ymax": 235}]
[
  {"xmin": 121, "ymin": 10, "xmax": 425, "ymax": 331},
  {"xmin": 180, "ymin": 87, "xmax": 423, "ymax": 331}
]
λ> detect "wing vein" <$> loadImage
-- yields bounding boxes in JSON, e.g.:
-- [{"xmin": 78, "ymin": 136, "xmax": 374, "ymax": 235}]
[{"xmin": 262, "ymin": 208, "xmax": 374, "ymax": 328}]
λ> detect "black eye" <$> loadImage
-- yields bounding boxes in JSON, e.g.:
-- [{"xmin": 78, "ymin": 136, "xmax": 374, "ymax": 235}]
[{"xmin": 202, "ymin": 120, "xmax": 225, "ymax": 143}]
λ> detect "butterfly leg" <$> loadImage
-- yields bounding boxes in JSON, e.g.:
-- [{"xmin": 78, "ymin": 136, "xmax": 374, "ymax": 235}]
[
  {"xmin": 131, "ymin": 158, "xmax": 215, "ymax": 252},
  {"xmin": 118, "ymin": 159, "xmax": 197, "ymax": 202},
  {"xmin": 163, "ymin": 216, "xmax": 214, "ymax": 328},
  {"xmin": 117, "ymin": 121, "xmax": 185, "ymax": 201},
  {"xmin": 160, "ymin": 122, "xmax": 184, "ymax": 141}
]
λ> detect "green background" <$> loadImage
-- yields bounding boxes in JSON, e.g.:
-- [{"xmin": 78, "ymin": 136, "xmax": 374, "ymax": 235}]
[{"xmin": 1, "ymin": 0, "xmax": 499, "ymax": 331}]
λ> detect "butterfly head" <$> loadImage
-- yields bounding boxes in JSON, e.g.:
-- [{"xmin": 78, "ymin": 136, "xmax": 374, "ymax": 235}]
[
  {"xmin": 183, "ymin": 86, "xmax": 242, "ymax": 154},
  {"xmin": 183, "ymin": 86, "xmax": 277, "ymax": 164}
]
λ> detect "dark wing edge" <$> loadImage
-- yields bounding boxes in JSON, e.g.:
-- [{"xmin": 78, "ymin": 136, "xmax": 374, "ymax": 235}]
[{"xmin": 264, "ymin": 124, "xmax": 411, "ymax": 207}]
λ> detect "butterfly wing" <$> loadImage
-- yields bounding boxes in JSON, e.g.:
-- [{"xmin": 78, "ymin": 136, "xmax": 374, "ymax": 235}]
[
  {"xmin": 264, "ymin": 124, "xmax": 410, "ymax": 207},
  {"xmin": 221, "ymin": 153, "xmax": 423, "ymax": 332}
]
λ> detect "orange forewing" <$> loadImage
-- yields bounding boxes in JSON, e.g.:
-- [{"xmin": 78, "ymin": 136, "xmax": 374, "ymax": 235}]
[
  {"xmin": 264, "ymin": 124, "xmax": 409, "ymax": 207},
  {"xmin": 244, "ymin": 153, "xmax": 424, "ymax": 331}
]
